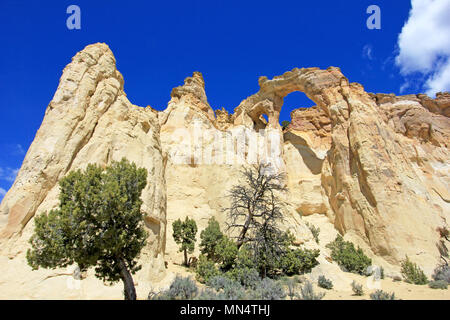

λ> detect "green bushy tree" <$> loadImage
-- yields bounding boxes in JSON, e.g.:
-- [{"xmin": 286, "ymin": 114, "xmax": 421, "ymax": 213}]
[
  {"xmin": 172, "ymin": 217, "xmax": 198, "ymax": 266},
  {"xmin": 215, "ymin": 236, "xmax": 238, "ymax": 270},
  {"xmin": 27, "ymin": 159, "xmax": 148, "ymax": 300},
  {"xmin": 199, "ymin": 217, "xmax": 223, "ymax": 261}
]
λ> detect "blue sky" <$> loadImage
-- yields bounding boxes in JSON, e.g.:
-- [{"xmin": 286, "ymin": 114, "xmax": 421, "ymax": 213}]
[{"xmin": 0, "ymin": 0, "xmax": 449, "ymax": 199}]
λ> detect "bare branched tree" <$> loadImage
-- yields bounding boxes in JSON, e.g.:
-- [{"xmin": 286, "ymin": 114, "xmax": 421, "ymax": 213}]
[
  {"xmin": 225, "ymin": 162, "xmax": 287, "ymax": 243},
  {"xmin": 224, "ymin": 163, "xmax": 291, "ymax": 277}
]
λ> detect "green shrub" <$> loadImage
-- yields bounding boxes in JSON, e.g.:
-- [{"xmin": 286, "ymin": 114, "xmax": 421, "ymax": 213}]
[
  {"xmin": 281, "ymin": 120, "xmax": 290, "ymax": 129},
  {"xmin": 250, "ymin": 278, "xmax": 286, "ymax": 300},
  {"xmin": 280, "ymin": 248, "xmax": 320, "ymax": 275},
  {"xmin": 199, "ymin": 217, "xmax": 223, "ymax": 261},
  {"xmin": 318, "ymin": 275, "xmax": 333, "ymax": 290},
  {"xmin": 196, "ymin": 255, "xmax": 220, "ymax": 283},
  {"xmin": 326, "ymin": 235, "xmax": 372, "ymax": 275},
  {"xmin": 428, "ymin": 280, "xmax": 448, "ymax": 290},
  {"xmin": 215, "ymin": 236, "xmax": 238, "ymax": 270},
  {"xmin": 370, "ymin": 290, "xmax": 396, "ymax": 300},
  {"xmin": 380, "ymin": 266, "xmax": 385, "ymax": 279},
  {"xmin": 351, "ymin": 281, "xmax": 364, "ymax": 296},
  {"xmin": 400, "ymin": 256, "xmax": 428, "ymax": 285},
  {"xmin": 306, "ymin": 222, "xmax": 320, "ymax": 244},
  {"xmin": 235, "ymin": 244, "xmax": 257, "ymax": 269},
  {"xmin": 432, "ymin": 264, "xmax": 450, "ymax": 284},
  {"xmin": 299, "ymin": 280, "xmax": 325, "ymax": 300}
]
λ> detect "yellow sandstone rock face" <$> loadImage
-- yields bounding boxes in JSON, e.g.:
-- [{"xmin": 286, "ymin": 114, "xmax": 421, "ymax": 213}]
[{"xmin": 0, "ymin": 43, "xmax": 448, "ymax": 298}]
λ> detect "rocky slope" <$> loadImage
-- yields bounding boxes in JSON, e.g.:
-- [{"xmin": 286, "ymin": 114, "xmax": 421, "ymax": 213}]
[{"xmin": 0, "ymin": 43, "xmax": 448, "ymax": 299}]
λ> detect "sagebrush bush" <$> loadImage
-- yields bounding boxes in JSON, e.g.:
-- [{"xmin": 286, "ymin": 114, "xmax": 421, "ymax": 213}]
[
  {"xmin": 428, "ymin": 280, "xmax": 448, "ymax": 290},
  {"xmin": 222, "ymin": 281, "xmax": 247, "ymax": 300},
  {"xmin": 207, "ymin": 275, "xmax": 232, "ymax": 291},
  {"xmin": 401, "ymin": 256, "xmax": 428, "ymax": 285},
  {"xmin": 196, "ymin": 255, "xmax": 220, "ymax": 283},
  {"xmin": 250, "ymin": 278, "xmax": 286, "ymax": 300},
  {"xmin": 299, "ymin": 280, "xmax": 325, "ymax": 300},
  {"xmin": 432, "ymin": 264, "xmax": 450, "ymax": 284},
  {"xmin": 168, "ymin": 275, "xmax": 198, "ymax": 299},
  {"xmin": 370, "ymin": 290, "xmax": 396, "ymax": 300},
  {"xmin": 196, "ymin": 288, "xmax": 224, "ymax": 300},
  {"xmin": 206, "ymin": 275, "xmax": 247, "ymax": 299},
  {"xmin": 280, "ymin": 277, "xmax": 300, "ymax": 300},
  {"xmin": 318, "ymin": 275, "xmax": 333, "ymax": 290},
  {"xmin": 225, "ymin": 267, "xmax": 260, "ymax": 289},
  {"xmin": 351, "ymin": 281, "xmax": 364, "ymax": 296},
  {"xmin": 280, "ymin": 248, "xmax": 320, "ymax": 275},
  {"xmin": 306, "ymin": 222, "xmax": 320, "ymax": 244},
  {"xmin": 149, "ymin": 275, "xmax": 198, "ymax": 300},
  {"xmin": 326, "ymin": 235, "xmax": 372, "ymax": 275}
]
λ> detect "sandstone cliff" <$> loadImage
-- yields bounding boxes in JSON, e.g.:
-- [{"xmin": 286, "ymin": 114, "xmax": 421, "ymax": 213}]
[{"xmin": 0, "ymin": 43, "xmax": 448, "ymax": 299}]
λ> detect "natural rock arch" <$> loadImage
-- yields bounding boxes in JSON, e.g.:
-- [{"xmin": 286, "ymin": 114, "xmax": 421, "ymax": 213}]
[{"xmin": 231, "ymin": 67, "xmax": 349, "ymax": 129}]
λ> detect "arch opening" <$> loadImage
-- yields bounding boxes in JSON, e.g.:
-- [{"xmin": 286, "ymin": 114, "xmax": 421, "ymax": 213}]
[
  {"xmin": 253, "ymin": 113, "xmax": 269, "ymax": 131},
  {"xmin": 279, "ymin": 91, "xmax": 316, "ymax": 126}
]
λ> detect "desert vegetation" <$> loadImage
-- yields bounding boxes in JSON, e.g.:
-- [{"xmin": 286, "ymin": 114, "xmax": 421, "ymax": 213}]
[
  {"xmin": 326, "ymin": 235, "xmax": 372, "ymax": 275},
  {"xmin": 172, "ymin": 217, "xmax": 198, "ymax": 267},
  {"xmin": 193, "ymin": 164, "xmax": 320, "ymax": 284},
  {"xmin": 27, "ymin": 159, "xmax": 148, "ymax": 300}
]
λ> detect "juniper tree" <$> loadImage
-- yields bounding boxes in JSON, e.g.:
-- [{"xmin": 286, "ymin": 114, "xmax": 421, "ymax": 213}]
[
  {"xmin": 27, "ymin": 158, "xmax": 148, "ymax": 300},
  {"xmin": 199, "ymin": 217, "xmax": 224, "ymax": 261},
  {"xmin": 172, "ymin": 217, "xmax": 198, "ymax": 266}
]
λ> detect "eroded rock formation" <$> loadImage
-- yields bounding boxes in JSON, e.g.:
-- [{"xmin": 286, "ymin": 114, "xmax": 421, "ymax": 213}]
[{"xmin": 0, "ymin": 43, "xmax": 448, "ymax": 298}]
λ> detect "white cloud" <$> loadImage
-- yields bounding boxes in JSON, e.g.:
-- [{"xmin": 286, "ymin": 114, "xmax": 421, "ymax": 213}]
[
  {"xmin": 363, "ymin": 44, "xmax": 374, "ymax": 60},
  {"xmin": 0, "ymin": 167, "xmax": 19, "ymax": 183},
  {"xmin": 0, "ymin": 187, "xmax": 6, "ymax": 199},
  {"xmin": 15, "ymin": 144, "xmax": 25, "ymax": 155},
  {"xmin": 395, "ymin": 0, "xmax": 450, "ymax": 97}
]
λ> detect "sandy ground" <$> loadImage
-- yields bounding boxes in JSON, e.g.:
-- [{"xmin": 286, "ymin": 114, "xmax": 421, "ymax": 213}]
[{"xmin": 320, "ymin": 272, "xmax": 450, "ymax": 300}]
